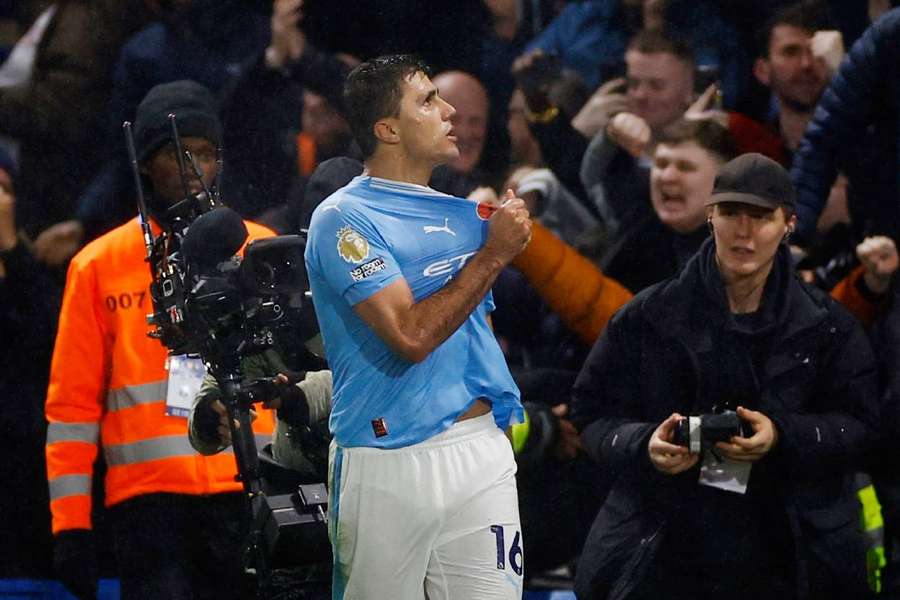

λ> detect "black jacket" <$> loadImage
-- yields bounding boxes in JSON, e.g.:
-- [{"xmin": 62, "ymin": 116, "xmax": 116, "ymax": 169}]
[
  {"xmin": 570, "ymin": 239, "xmax": 878, "ymax": 600},
  {"xmin": 599, "ymin": 215, "xmax": 708, "ymax": 294}
]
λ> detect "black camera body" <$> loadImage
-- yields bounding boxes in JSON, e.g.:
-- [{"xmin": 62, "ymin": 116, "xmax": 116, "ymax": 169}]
[
  {"xmin": 145, "ymin": 208, "xmax": 318, "ymax": 377},
  {"xmin": 188, "ymin": 237, "xmax": 308, "ymax": 363},
  {"xmin": 672, "ymin": 410, "xmax": 749, "ymax": 454}
]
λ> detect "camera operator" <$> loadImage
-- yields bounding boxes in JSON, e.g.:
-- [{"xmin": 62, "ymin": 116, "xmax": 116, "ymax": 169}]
[
  {"xmin": 570, "ymin": 153, "xmax": 879, "ymax": 600},
  {"xmin": 44, "ymin": 80, "xmax": 276, "ymax": 600},
  {"xmin": 189, "ymin": 350, "xmax": 332, "ymax": 481}
]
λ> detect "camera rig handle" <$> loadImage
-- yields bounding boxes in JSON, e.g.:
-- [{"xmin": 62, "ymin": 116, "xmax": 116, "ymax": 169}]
[{"xmin": 216, "ymin": 370, "xmax": 275, "ymax": 591}]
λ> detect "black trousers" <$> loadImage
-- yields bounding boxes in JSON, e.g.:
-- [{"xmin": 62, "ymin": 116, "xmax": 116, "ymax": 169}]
[
  {"xmin": 108, "ymin": 492, "xmax": 250, "ymax": 600},
  {"xmin": 630, "ymin": 565, "xmax": 795, "ymax": 600}
]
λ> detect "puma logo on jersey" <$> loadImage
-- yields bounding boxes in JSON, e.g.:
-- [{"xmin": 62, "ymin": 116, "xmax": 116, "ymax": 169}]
[{"xmin": 423, "ymin": 218, "xmax": 456, "ymax": 236}]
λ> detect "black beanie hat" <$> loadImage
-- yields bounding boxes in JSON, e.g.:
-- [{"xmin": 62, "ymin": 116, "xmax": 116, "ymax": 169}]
[{"xmin": 134, "ymin": 80, "xmax": 223, "ymax": 162}]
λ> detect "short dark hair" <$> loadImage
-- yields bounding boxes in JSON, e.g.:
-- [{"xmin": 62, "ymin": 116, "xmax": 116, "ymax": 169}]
[
  {"xmin": 344, "ymin": 54, "xmax": 432, "ymax": 159},
  {"xmin": 626, "ymin": 29, "xmax": 694, "ymax": 68},
  {"xmin": 755, "ymin": 3, "xmax": 832, "ymax": 58},
  {"xmin": 656, "ymin": 118, "xmax": 737, "ymax": 163}
]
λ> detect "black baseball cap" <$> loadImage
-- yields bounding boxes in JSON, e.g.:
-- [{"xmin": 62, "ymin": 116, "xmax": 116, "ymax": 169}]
[{"xmin": 706, "ymin": 152, "xmax": 795, "ymax": 209}]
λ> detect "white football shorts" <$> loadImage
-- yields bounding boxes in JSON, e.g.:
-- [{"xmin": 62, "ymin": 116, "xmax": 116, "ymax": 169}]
[{"xmin": 328, "ymin": 413, "xmax": 523, "ymax": 600}]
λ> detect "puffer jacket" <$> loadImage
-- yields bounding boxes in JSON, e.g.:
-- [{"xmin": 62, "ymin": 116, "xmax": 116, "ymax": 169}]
[
  {"xmin": 792, "ymin": 8, "xmax": 900, "ymax": 242},
  {"xmin": 571, "ymin": 239, "xmax": 879, "ymax": 600}
]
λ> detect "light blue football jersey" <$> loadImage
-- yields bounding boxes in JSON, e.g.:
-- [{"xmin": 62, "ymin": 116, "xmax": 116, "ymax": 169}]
[{"xmin": 305, "ymin": 175, "xmax": 523, "ymax": 448}]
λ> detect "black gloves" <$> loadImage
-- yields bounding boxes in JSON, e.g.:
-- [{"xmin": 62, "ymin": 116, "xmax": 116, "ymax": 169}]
[
  {"xmin": 54, "ymin": 529, "xmax": 98, "ymax": 600},
  {"xmin": 244, "ymin": 371, "xmax": 311, "ymax": 429},
  {"xmin": 193, "ymin": 396, "xmax": 225, "ymax": 447},
  {"xmin": 274, "ymin": 383, "xmax": 310, "ymax": 429}
]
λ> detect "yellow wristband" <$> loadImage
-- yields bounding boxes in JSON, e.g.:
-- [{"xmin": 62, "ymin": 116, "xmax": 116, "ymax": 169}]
[{"xmin": 524, "ymin": 105, "xmax": 559, "ymax": 124}]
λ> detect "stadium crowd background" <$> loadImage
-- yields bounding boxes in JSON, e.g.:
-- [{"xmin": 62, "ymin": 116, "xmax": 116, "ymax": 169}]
[{"xmin": 1, "ymin": 0, "xmax": 900, "ymax": 597}]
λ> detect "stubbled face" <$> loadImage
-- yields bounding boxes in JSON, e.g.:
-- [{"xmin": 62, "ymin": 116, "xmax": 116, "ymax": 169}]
[
  {"xmin": 431, "ymin": 72, "xmax": 488, "ymax": 174},
  {"xmin": 625, "ymin": 49, "xmax": 694, "ymax": 130},
  {"xmin": 143, "ymin": 136, "xmax": 218, "ymax": 206},
  {"xmin": 393, "ymin": 71, "xmax": 459, "ymax": 168},
  {"xmin": 507, "ymin": 88, "xmax": 541, "ymax": 165},
  {"xmin": 650, "ymin": 141, "xmax": 720, "ymax": 234},
  {"xmin": 710, "ymin": 202, "xmax": 793, "ymax": 281},
  {"xmin": 756, "ymin": 25, "xmax": 827, "ymax": 111}
]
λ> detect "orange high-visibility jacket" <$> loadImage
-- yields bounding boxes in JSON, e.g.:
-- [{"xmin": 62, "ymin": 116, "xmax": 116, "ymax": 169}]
[
  {"xmin": 46, "ymin": 218, "xmax": 277, "ymax": 534},
  {"xmin": 830, "ymin": 264, "xmax": 890, "ymax": 330}
]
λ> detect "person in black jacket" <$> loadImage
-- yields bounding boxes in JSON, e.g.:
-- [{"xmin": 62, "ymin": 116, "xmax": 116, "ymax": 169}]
[
  {"xmin": 571, "ymin": 153, "xmax": 878, "ymax": 600},
  {"xmin": 0, "ymin": 150, "xmax": 61, "ymax": 579}
]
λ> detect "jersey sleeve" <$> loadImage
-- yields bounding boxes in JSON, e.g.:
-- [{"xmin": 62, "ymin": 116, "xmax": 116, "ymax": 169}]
[{"xmin": 308, "ymin": 204, "xmax": 403, "ymax": 305}]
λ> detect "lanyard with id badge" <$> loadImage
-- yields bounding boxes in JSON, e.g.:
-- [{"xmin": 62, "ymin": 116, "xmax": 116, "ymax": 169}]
[{"xmin": 165, "ymin": 355, "xmax": 208, "ymax": 417}]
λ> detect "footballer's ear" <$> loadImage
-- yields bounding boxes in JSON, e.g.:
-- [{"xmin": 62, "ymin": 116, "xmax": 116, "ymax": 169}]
[{"xmin": 373, "ymin": 118, "xmax": 400, "ymax": 145}]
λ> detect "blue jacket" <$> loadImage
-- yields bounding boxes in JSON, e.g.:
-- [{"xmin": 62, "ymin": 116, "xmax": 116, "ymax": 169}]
[
  {"xmin": 791, "ymin": 8, "xmax": 900, "ymax": 242},
  {"xmin": 525, "ymin": 0, "xmax": 745, "ymax": 107}
]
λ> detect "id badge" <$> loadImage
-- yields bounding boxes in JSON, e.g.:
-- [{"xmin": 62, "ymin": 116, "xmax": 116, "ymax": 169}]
[
  {"xmin": 698, "ymin": 450, "xmax": 752, "ymax": 495},
  {"xmin": 166, "ymin": 355, "xmax": 207, "ymax": 417}
]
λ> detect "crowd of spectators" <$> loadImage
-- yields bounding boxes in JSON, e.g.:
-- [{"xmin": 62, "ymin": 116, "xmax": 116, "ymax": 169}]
[{"xmin": 2, "ymin": 0, "xmax": 900, "ymax": 597}]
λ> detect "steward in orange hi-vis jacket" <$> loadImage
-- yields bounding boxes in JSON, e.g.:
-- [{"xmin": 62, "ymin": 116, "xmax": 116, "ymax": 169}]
[{"xmin": 45, "ymin": 80, "xmax": 276, "ymax": 600}]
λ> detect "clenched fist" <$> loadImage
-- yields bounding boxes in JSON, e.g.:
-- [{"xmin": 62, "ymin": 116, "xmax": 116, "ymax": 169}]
[
  {"xmin": 483, "ymin": 189, "xmax": 533, "ymax": 265},
  {"xmin": 857, "ymin": 235, "xmax": 898, "ymax": 294},
  {"xmin": 606, "ymin": 112, "xmax": 651, "ymax": 158}
]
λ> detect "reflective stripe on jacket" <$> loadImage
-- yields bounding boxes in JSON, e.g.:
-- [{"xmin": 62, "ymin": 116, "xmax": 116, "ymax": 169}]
[{"xmin": 45, "ymin": 218, "xmax": 276, "ymax": 533}]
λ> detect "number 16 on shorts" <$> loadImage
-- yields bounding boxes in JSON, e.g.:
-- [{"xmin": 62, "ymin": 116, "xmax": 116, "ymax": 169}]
[{"xmin": 491, "ymin": 525, "xmax": 523, "ymax": 575}]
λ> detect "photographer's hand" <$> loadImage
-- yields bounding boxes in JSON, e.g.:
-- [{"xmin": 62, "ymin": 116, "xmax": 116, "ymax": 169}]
[
  {"xmin": 648, "ymin": 413, "xmax": 699, "ymax": 475},
  {"xmin": 211, "ymin": 399, "xmax": 234, "ymax": 447},
  {"xmin": 263, "ymin": 372, "xmax": 311, "ymax": 428},
  {"xmin": 260, "ymin": 372, "xmax": 303, "ymax": 410},
  {"xmin": 199, "ymin": 398, "xmax": 255, "ymax": 448},
  {"xmin": 715, "ymin": 406, "xmax": 778, "ymax": 462}
]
